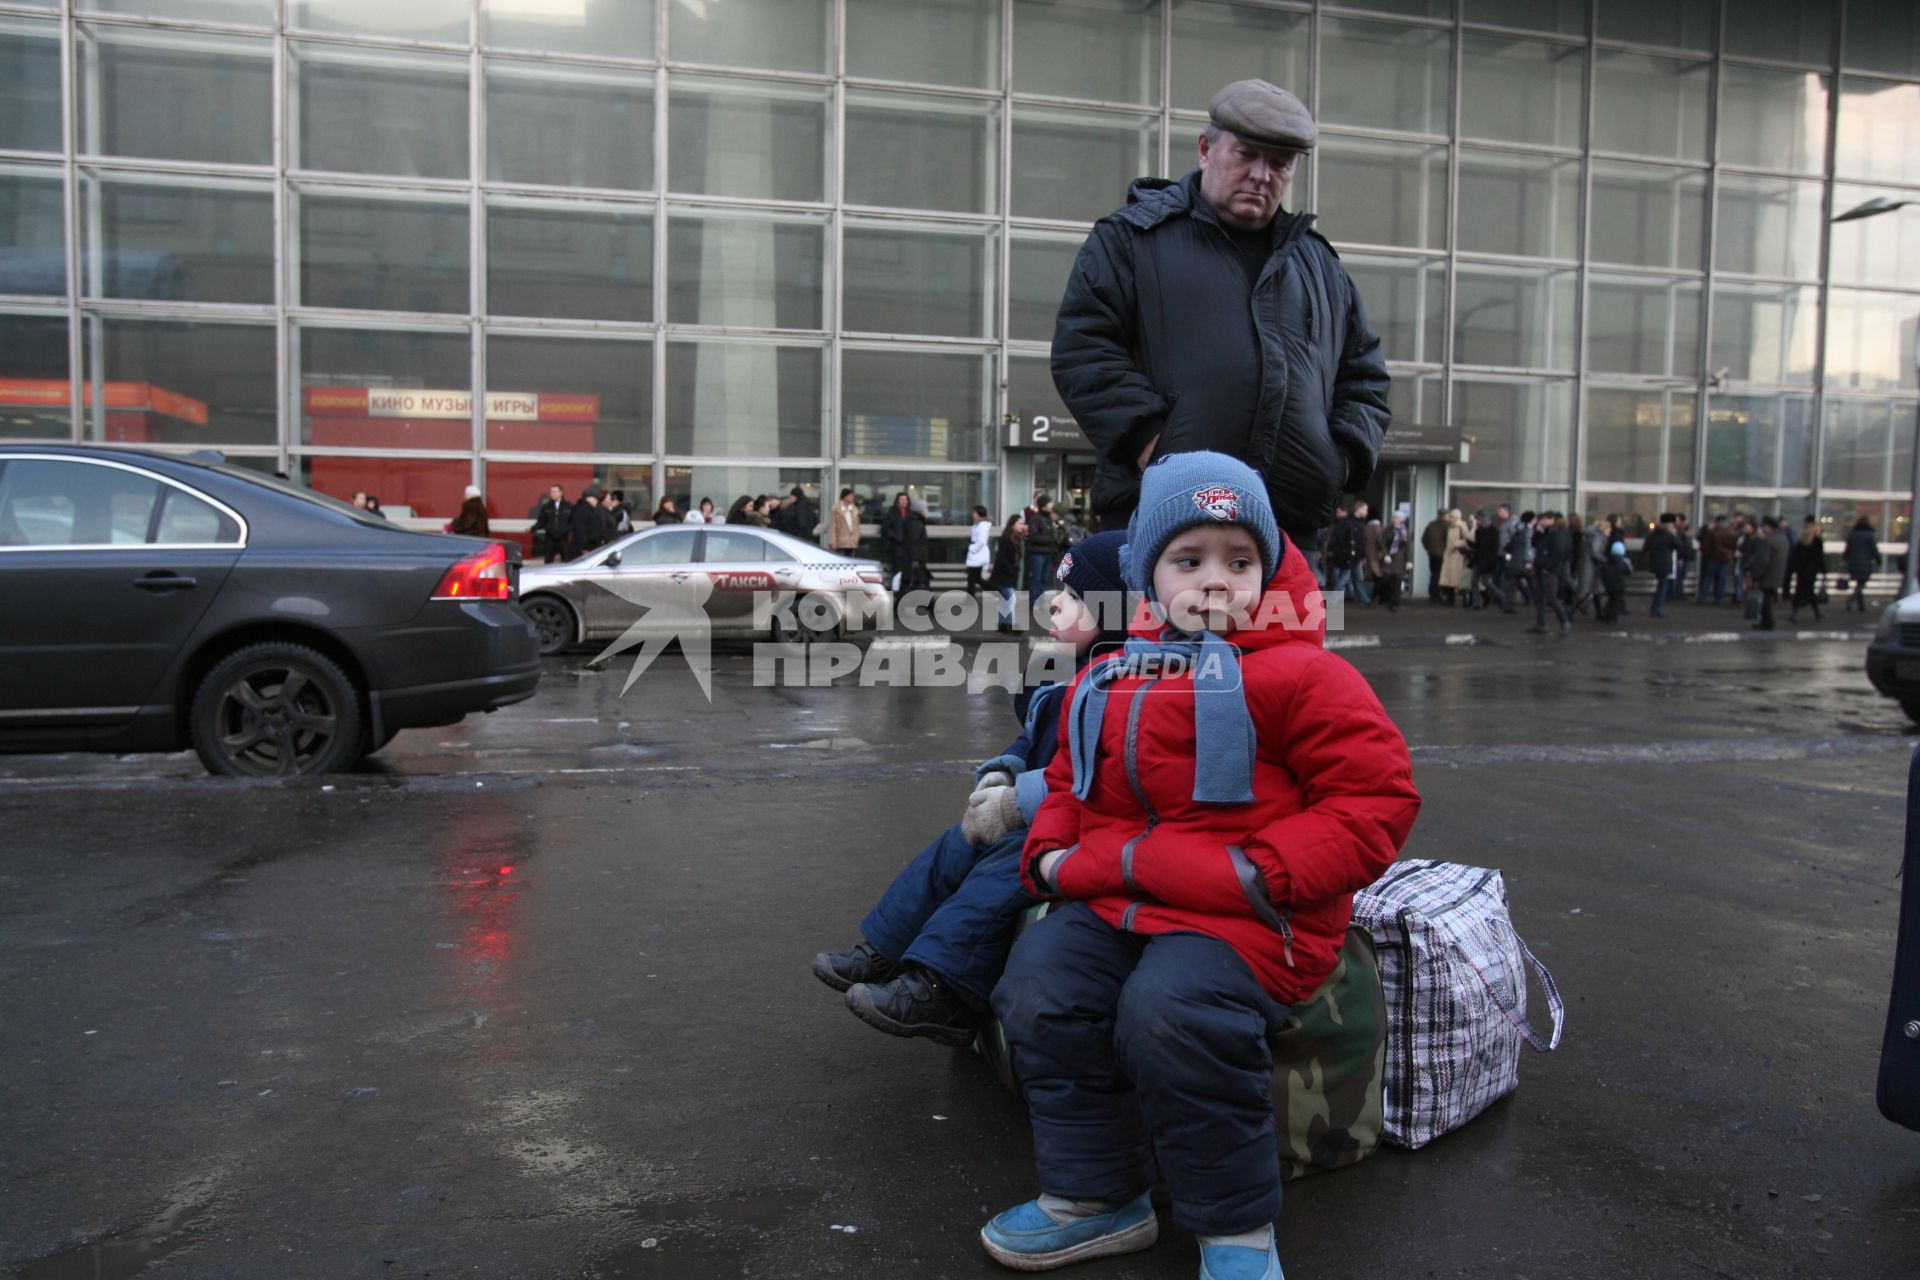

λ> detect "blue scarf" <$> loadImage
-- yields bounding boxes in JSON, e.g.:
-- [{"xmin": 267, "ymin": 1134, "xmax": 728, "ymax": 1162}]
[{"xmin": 1066, "ymin": 628, "xmax": 1254, "ymax": 806}]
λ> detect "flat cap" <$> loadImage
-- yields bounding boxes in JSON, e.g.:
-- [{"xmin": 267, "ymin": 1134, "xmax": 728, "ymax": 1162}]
[{"xmin": 1207, "ymin": 79, "xmax": 1316, "ymax": 152}]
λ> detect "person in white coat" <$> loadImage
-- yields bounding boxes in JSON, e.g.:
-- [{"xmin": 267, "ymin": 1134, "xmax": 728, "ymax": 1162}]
[{"xmin": 966, "ymin": 504, "xmax": 993, "ymax": 594}]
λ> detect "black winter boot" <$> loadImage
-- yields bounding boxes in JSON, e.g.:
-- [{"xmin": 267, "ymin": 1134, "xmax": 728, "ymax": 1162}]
[
  {"xmin": 812, "ymin": 941, "xmax": 897, "ymax": 993},
  {"xmin": 846, "ymin": 966, "xmax": 980, "ymax": 1046}
]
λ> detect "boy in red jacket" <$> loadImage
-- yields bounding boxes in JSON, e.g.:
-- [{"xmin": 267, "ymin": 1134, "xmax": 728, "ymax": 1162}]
[{"xmin": 981, "ymin": 452, "xmax": 1419, "ymax": 1280}]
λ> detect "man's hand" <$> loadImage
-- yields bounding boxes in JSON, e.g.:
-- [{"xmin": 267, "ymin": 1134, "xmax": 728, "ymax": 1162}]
[{"xmin": 1137, "ymin": 434, "xmax": 1159, "ymax": 471}]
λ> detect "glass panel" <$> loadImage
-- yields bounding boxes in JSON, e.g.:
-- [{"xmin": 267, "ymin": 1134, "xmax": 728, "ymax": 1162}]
[
  {"xmin": 78, "ymin": 25, "xmax": 272, "ymax": 166},
  {"xmin": 665, "ymin": 466, "xmax": 816, "ymax": 525},
  {"xmin": 1843, "ymin": 0, "xmax": 1920, "ymax": 78},
  {"xmin": 666, "ymin": 207, "xmax": 826, "ymax": 330},
  {"xmin": 1588, "ymin": 160, "xmax": 1706, "ymax": 271},
  {"xmin": 154, "ymin": 487, "xmax": 239, "ymax": 544},
  {"xmin": 87, "ymin": 319, "xmax": 276, "ymax": 447},
  {"xmin": 1829, "ymin": 184, "xmax": 1920, "ymax": 290},
  {"xmin": 302, "ymin": 456, "xmax": 476, "ymax": 521},
  {"xmin": 669, "ymin": 0, "xmax": 828, "ymax": 73},
  {"xmin": 487, "ymin": 461, "xmax": 655, "ymax": 536},
  {"xmin": 1709, "ymin": 284, "xmax": 1819, "ymax": 387},
  {"xmin": 487, "ymin": 199, "xmax": 654, "ymax": 324},
  {"xmin": 294, "ymin": 43, "xmax": 467, "ymax": 180},
  {"xmin": 1593, "ymin": 52, "xmax": 1709, "ymax": 162},
  {"xmin": 1013, "ymin": 0, "xmax": 1161, "ymax": 106},
  {"xmin": 1719, "ymin": 66, "xmax": 1827, "ymax": 176},
  {"xmin": 486, "ymin": 334, "xmax": 651, "ymax": 455},
  {"xmin": 1818, "ymin": 499, "xmax": 1892, "ymax": 553},
  {"xmin": 1585, "ymin": 385, "xmax": 1676, "ymax": 485},
  {"xmin": 1820, "ymin": 397, "xmax": 1899, "ymax": 491},
  {"xmin": 1387, "ymin": 370, "xmax": 1445, "ymax": 429},
  {"xmin": 847, "ymin": 0, "xmax": 1000, "ymax": 89},
  {"xmin": 1453, "ymin": 265, "xmax": 1577, "ymax": 370},
  {"xmin": 1706, "ymin": 391, "xmax": 1815, "ymax": 487},
  {"xmin": 843, "ymin": 349, "xmax": 991, "ymax": 463},
  {"xmin": 842, "ymin": 470, "xmax": 989, "ymax": 527},
  {"xmin": 289, "ymin": 0, "xmax": 469, "ymax": 43},
  {"xmin": 1312, "ymin": 136, "xmax": 1448, "ymax": 251},
  {"xmin": 299, "ymin": 326, "xmax": 471, "ymax": 449},
  {"xmin": 0, "ymin": 18, "xmax": 61, "ymax": 153},
  {"xmin": 1460, "ymin": 33, "xmax": 1584, "ymax": 149},
  {"xmin": 482, "ymin": 0, "xmax": 654, "ymax": 59},
  {"xmin": 1010, "ymin": 107, "xmax": 1162, "ymax": 224},
  {"xmin": 0, "ymin": 163, "xmax": 65, "ymax": 297},
  {"xmin": 1578, "ymin": 493, "xmax": 1681, "ymax": 537},
  {"xmin": 298, "ymin": 191, "xmax": 469, "ymax": 313},
  {"xmin": 1825, "ymin": 289, "xmax": 1920, "ymax": 392},
  {"xmin": 1461, "ymin": 0, "xmax": 1584, "ymax": 36},
  {"xmin": 1170, "ymin": 3, "xmax": 1309, "ymax": 114},
  {"xmin": 845, "ymin": 90, "xmax": 998, "ymax": 215},
  {"xmin": 1455, "ymin": 149, "xmax": 1580, "ymax": 259},
  {"xmin": 1597, "ymin": 0, "xmax": 1711, "ymax": 52},
  {"xmin": 1714, "ymin": 176, "xmax": 1823, "ymax": 280},
  {"xmin": 84, "ymin": 173, "xmax": 274, "ymax": 306},
  {"xmin": 1586, "ymin": 275, "xmax": 1701, "ymax": 377},
  {"xmin": 0, "ymin": 459, "xmax": 158, "ymax": 545},
  {"xmin": 668, "ymin": 76, "xmax": 830, "ymax": 204},
  {"xmin": 1319, "ymin": 18, "xmax": 1451, "ymax": 136},
  {"xmin": 700, "ymin": 528, "xmax": 771, "ymax": 562},
  {"xmin": 1724, "ymin": 0, "xmax": 1832, "ymax": 65},
  {"xmin": 1835, "ymin": 77, "xmax": 1920, "ymax": 186},
  {"xmin": 1009, "ymin": 232, "xmax": 1084, "ymax": 343},
  {"xmin": 0, "ymin": 313, "xmax": 70, "ymax": 440},
  {"xmin": 87, "ymin": 0, "xmax": 275, "ymax": 22},
  {"xmin": 1007, "ymin": 352, "xmax": 1069, "ymax": 422},
  {"xmin": 1342, "ymin": 254, "xmax": 1445, "ymax": 364},
  {"xmin": 1582, "ymin": 274, "xmax": 1704, "ymax": 378},
  {"xmin": 842, "ymin": 221, "xmax": 997, "ymax": 339},
  {"xmin": 1333, "ymin": 0, "xmax": 1451, "ymax": 20},
  {"xmin": 486, "ymin": 61, "xmax": 654, "ymax": 192},
  {"xmin": 1451, "ymin": 376, "xmax": 1573, "ymax": 484},
  {"xmin": 665, "ymin": 340, "xmax": 823, "ymax": 457}
]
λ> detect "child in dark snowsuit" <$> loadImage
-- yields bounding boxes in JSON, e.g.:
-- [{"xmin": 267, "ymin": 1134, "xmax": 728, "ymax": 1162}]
[
  {"xmin": 982, "ymin": 453, "xmax": 1420, "ymax": 1280},
  {"xmin": 812, "ymin": 532, "xmax": 1131, "ymax": 1044},
  {"xmin": 1598, "ymin": 539, "xmax": 1630, "ymax": 624}
]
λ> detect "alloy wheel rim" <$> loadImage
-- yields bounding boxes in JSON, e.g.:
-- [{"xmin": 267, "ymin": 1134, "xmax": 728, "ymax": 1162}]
[
  {"xmin": 216, "ymin": 664, "xmax": 337, "ymax": 776},
  {"xmin": 527, "ymin": 600, "xmax": 568, "ymax": 648}
]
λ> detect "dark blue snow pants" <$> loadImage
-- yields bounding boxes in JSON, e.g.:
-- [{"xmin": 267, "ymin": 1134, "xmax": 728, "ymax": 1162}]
[
  {"xmin": 990, "ymin": 902, "xmax": 1290, "ymax": 1236},
  {"xmin": 859, "ymin": 823, "xmax": 1037, "ymax": 1007}
]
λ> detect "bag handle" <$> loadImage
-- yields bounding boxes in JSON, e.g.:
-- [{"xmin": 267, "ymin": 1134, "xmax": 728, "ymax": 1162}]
[{"xmin": 1459, "ymin": 930, "xmax": 1565, "ymax": 1053}]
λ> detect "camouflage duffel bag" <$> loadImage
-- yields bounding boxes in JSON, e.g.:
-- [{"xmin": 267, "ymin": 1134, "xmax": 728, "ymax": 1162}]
[{"xmin": 975, "ymin": 907, "xmax": 1387, "ymax": 1181}]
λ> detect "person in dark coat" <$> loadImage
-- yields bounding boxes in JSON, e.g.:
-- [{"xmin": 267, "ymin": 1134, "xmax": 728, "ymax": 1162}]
[
  {"xmin": 1844, "ymin": 516, "xmax": 1882, "ymax": 612},
  {"xmin": 1527, "ymin": 511, "xmax": 1572, "ymax": 634},
  {"xmin": 1598, "ymin": 538, "xmax": 1630, "ymax": 624},
  {"xmin": 986, "ymin": 513, "xmax": 1026, "ymax": 632},
  {"xmin": 529, "ymin": 484, "xmax": 570, "ymax": 563},
  {"xmin": 1469, "ymin": 513, "xmax": 1505, "ymax": 610},
  {"xmin": 1787, "ymin": 516, "xmax": 1827, "ymax": 623},
  {"xmin": 1025, "ymin": 496, "xmax": 1058, "ymax": 605},
  {"xmin": 1421, "ymin": 512, "xmax": 1450, "ymax": 601},
  {"xmin": 879, "ymin": 493, "xmax": 912, "ymax": 589},
  {"xmin": 447, "ymin": 495, "xmax": 490, "ymax": 537},
  {"xmin": 565, "ymin": 484, "xmax": 608, "ymax": 560},
  {"xmin": 780, "ymin": 486, "xmax": 819, "ymax": 544},
  {"xmin": 901, "ymin": 498, "xmax": 931, "ymax": 593},
  {"xmin": 1746, "ymin": 515, "xmax": 1791, "ymax": 631},
  {"xmin": 814, "ymin": 534, "xmax": 1132, "ymax": 1045},
  {"xmin": 1049, "ymin": 80, "xmax": 1389, "ymax": 552},
  {"xmin": 1643, "ymin": 513, "xmax": 1679, "ymax": 618}
]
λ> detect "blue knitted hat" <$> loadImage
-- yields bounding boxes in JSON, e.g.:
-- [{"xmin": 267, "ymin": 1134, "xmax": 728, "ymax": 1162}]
[
  {"xmin": 1123, "ymin": 451, "xmax": 1282, "ymax": 598},
  {"xmin": 1055, "ymin": 529, "xmax": 1127, "ymax": 598}
]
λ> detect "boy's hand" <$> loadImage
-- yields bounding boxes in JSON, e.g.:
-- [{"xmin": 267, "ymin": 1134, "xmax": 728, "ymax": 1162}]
[{"xmin": 961, "ymin": 780, "xmax": 1021, "ymax": 847}]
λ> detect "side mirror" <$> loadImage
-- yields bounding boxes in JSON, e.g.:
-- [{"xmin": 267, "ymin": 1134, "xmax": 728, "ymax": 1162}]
[{"xmin": 604, "ymin": 550, "xmax": 622, "ymax": 567}]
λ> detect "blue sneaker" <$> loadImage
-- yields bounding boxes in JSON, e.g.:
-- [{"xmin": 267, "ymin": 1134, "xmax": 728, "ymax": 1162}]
[
  {"xmin": 979, "ymin": 1191, "xmax": 1157, "ymax": 1271},
  {"xmin": 1198, "ymin": 1229, "xmax": 1283, "ymax": 1280}
]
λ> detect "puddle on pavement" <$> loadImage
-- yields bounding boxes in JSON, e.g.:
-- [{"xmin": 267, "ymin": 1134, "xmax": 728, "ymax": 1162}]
[
  {"xmin": 586, "ymin": 1187, "xmax": 821, "ymax": 1277},
  {"xmin": 13, "ymin": 1191, "xmax": 221, "ymax": 1280}
]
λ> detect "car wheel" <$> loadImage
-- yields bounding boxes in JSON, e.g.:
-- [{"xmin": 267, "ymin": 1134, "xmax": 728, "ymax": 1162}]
[
  {"xmin": 524, "ymin": 596, "xmax": 577, "ymax": 655},
  {"xmin": 190, "ymin": 642, "xmax": 365, "ymax": 777}
]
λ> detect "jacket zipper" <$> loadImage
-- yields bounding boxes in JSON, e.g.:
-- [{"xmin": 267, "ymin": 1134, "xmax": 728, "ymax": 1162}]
[
  {"xmin": 1120, "ymin": 681, "xmax": 1158, "ymax": 892},
  {"xmin": 1122, "ymin": 902, "xmax": 1140, "ymax": 932},
  {"xmin": 1276, "ymin": 912, "xmax": 1295, "ymax": 967}
]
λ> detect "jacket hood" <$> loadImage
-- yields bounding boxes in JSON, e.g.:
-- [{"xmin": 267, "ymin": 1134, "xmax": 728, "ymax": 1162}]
[
  {"xmin": 1126, "ymin": 532, "xmax": 1326, "ymax": 652},
  {"xmin": 1121, "ymin": 170, "xmax": 1316, "ymax": 243}
]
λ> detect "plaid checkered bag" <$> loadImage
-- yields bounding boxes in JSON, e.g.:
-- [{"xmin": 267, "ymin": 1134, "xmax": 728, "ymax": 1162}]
[{"xmin": 1353, "ymin": 859, "xmax": 1565, "ymax": 1149}]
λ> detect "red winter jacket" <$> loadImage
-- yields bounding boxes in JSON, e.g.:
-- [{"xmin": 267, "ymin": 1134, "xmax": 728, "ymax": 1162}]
[{"xmin": 1019, "ymin": 539, "xmax": 1419, "ymax": 1004}]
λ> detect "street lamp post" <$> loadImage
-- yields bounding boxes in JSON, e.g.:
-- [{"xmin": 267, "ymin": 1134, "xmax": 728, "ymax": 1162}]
[{"xmin": 1832, "ymin": 196, "xmax": 1920, "ymax": 597}]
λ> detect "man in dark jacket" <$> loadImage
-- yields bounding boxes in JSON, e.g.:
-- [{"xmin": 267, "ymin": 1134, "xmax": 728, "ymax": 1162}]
[
  {"xmin": 1643, "ymin": 513, "xmax": 1679, "ymax": 618},
  {"xmin": 529, "ymin": 483, "xmax": 571, "ymax": 564},
  {"xmin": 1421, "ymin": 512, "xmax": 1450, "ymax": 601},
  {"xmin": 1747, "ymin": 515, "xmax": 1791, "ymax": 631},
  {"xmin": 565, "ymin": 484, "xmax": 608, "ymax": 561},
  {"xmin": 1527, "ymin": 511, "xmax": 1572, "ymax": 634},
  {"xmin": 1696, "ymin": 514, "xmax": 1736, "ymax": 604},
  {"xmin": 780, "ymin": 486, "xmax": 819, "ymax": 544},
  {"xmin": 1050, "ymin": 79, "xmax": 1390, "ymax": 552}
]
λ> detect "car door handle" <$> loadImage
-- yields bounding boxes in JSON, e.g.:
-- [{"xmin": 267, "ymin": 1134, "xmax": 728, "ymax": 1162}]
[{"xmin": 134, "ymin": 573, "xmax": 198, "ymax": 592}]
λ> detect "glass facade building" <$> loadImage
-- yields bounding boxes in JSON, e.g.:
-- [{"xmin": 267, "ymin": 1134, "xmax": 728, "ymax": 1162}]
[{"xmin": 1, "ymin": 0, "xmax": 1917, "ymax": 546}]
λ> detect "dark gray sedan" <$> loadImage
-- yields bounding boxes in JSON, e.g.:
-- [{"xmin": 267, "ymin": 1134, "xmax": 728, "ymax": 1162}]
[{"xmin": 0, "ymin": 446, "xmax": 540, "ymax": 775}]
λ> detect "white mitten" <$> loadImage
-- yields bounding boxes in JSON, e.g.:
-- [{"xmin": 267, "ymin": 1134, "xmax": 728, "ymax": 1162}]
[{"xmin": 961, "ymin": 782, "xmax": 1021, "ymax": 846}]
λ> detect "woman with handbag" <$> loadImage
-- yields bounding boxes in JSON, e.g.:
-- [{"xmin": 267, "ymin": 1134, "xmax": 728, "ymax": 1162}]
[{"xmin": 1787, "ymin": 516, "xmax": 1826, "ymax": 623}]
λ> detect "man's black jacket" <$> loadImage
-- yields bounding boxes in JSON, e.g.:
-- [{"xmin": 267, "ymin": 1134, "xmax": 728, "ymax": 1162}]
[{"xmin": 1050, "ymin": 169, "xmax": 1391, "ymax": 540}]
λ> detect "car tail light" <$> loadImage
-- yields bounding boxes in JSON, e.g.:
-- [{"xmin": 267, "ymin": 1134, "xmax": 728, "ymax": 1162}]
[{"xmin": 433, "ymin": 543, "xmax": 514, "ymax": 601}]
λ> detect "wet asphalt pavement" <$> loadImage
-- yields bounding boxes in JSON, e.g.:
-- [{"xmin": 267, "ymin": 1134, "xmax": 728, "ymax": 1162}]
[{"xmin": 3, "ymin": 619, "xmax": 1919, "ymax": 1279}]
